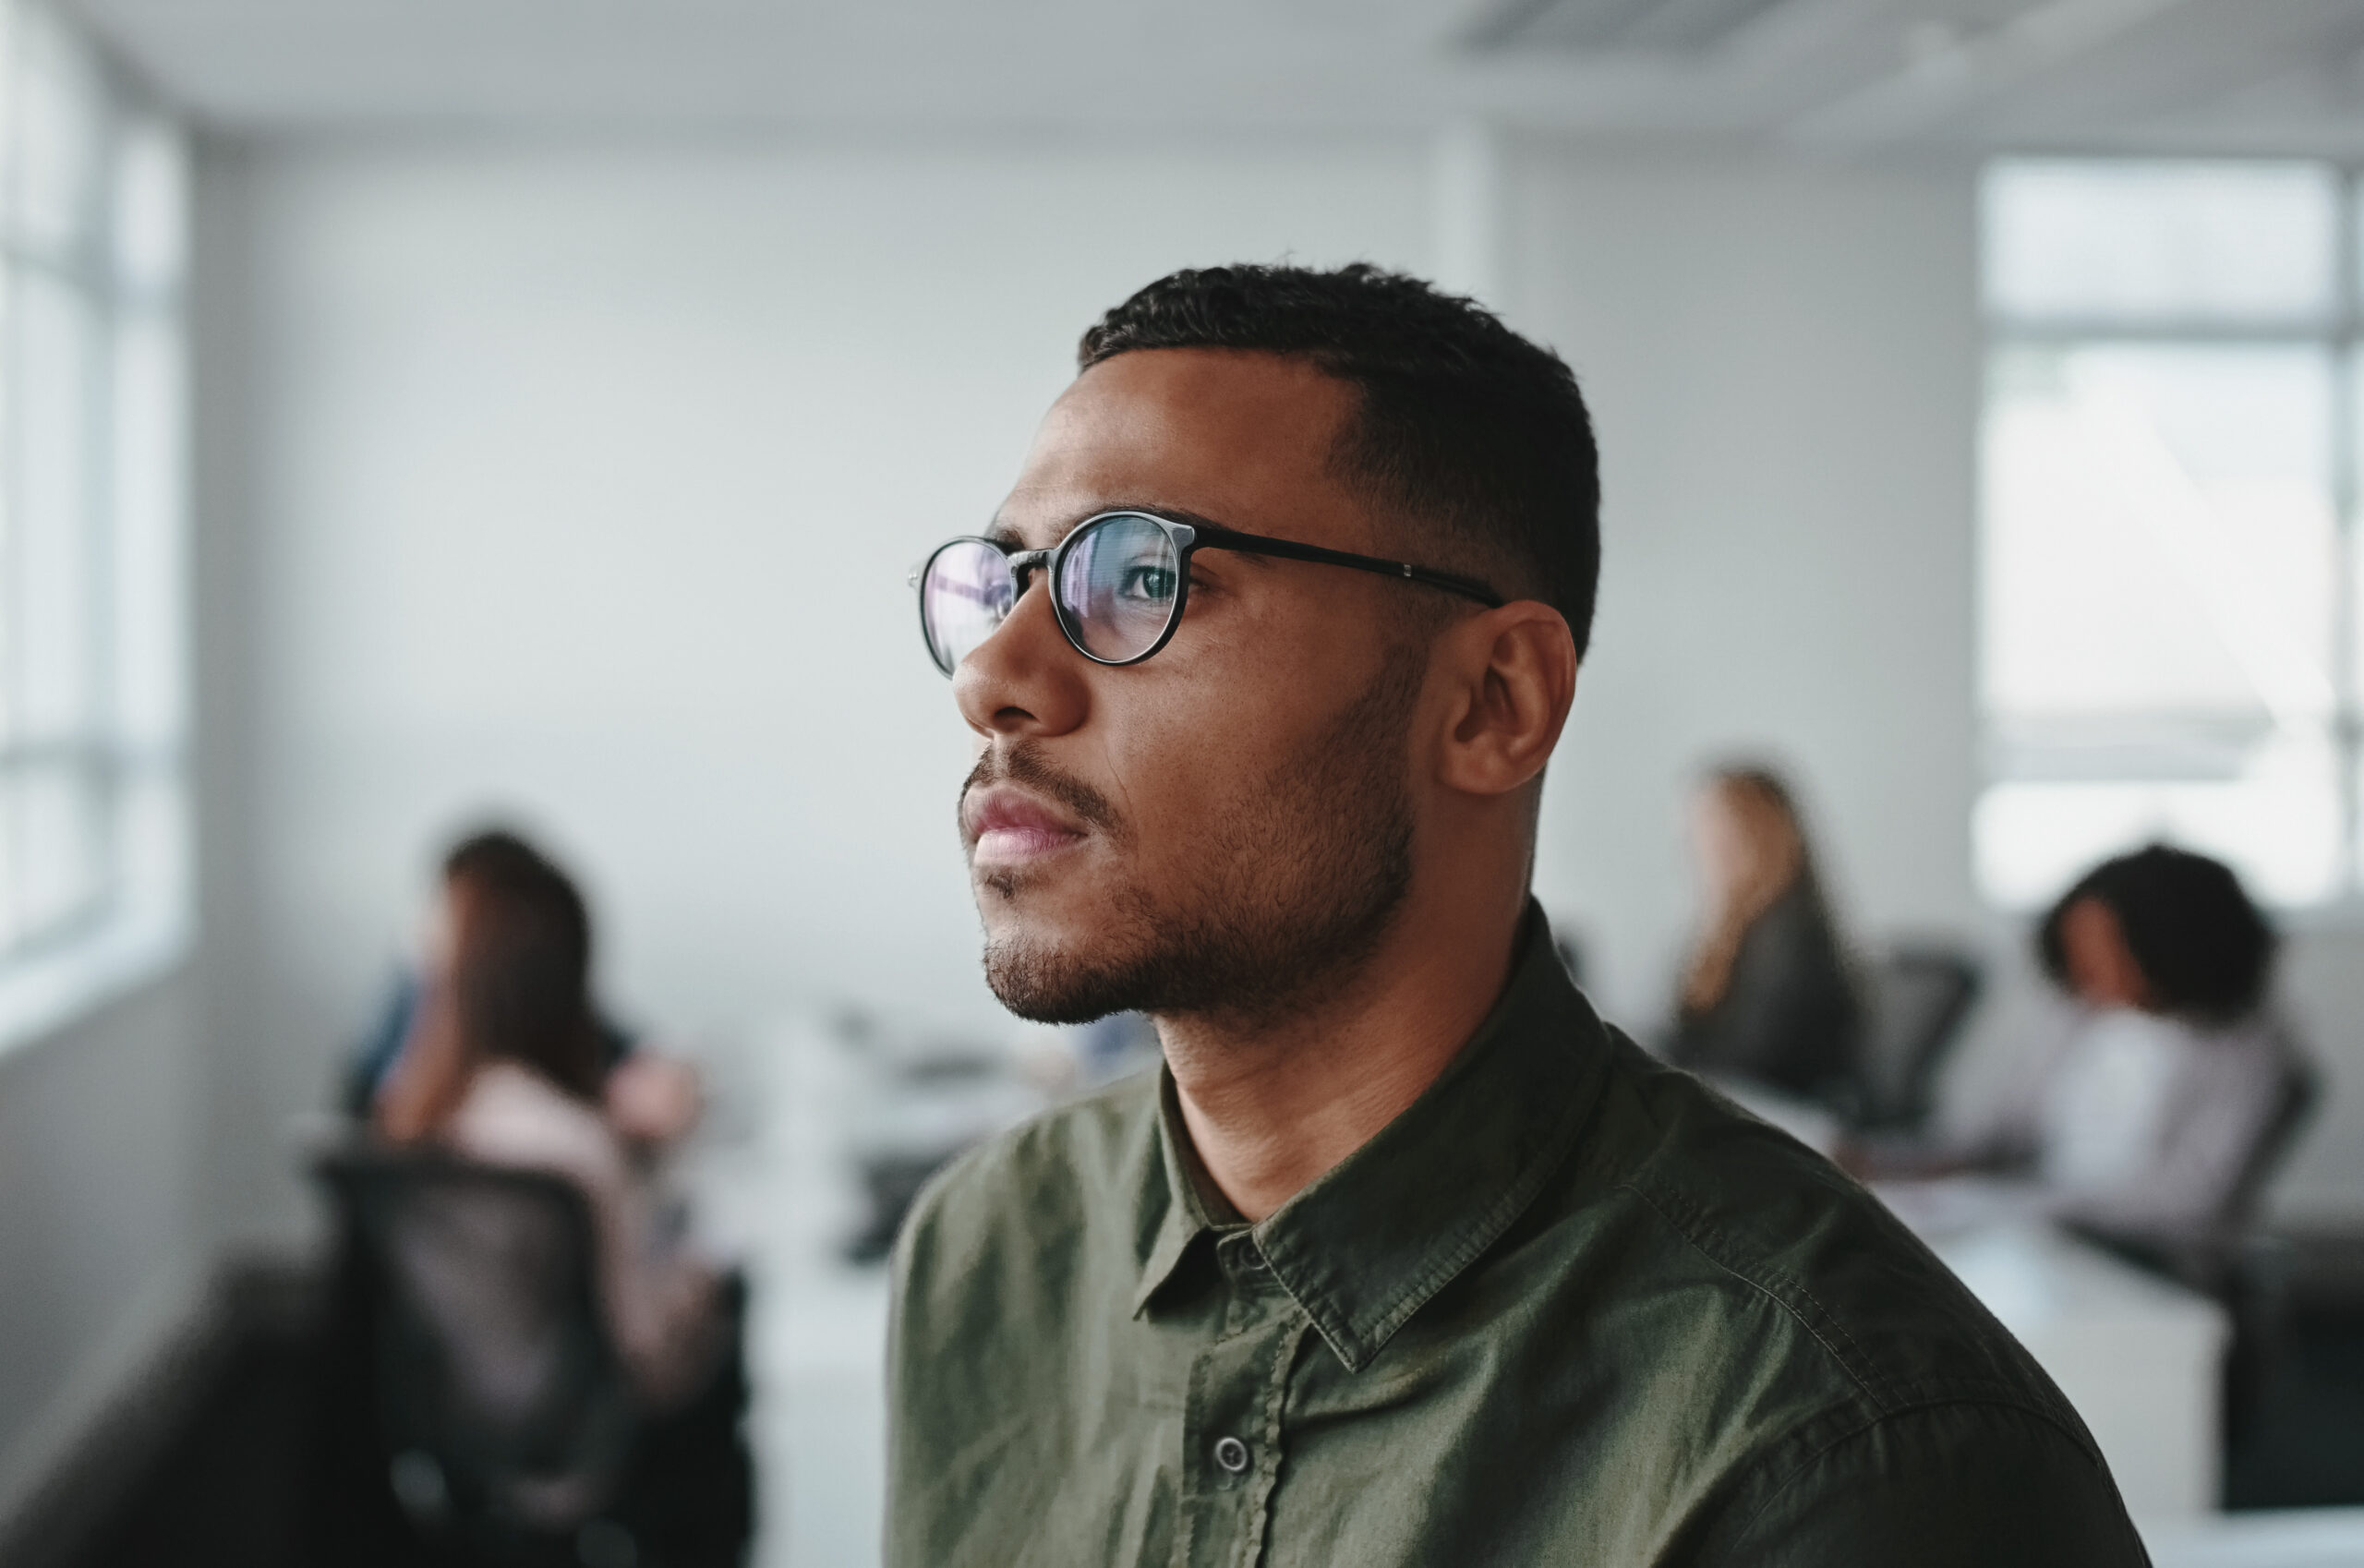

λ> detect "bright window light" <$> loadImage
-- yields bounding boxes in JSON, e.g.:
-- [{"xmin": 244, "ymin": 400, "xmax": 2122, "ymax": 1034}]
[
  {"xmin": 1979, "ymin": 160, "xmax": 2363, "ymax": 910},
  {"xmin": 1984, "ymin": 160, "xmax": 2337, "ymax": 325},
  {"xmin": 0, "ymin": 1, "xmax": 188, "ymax": 1043}
]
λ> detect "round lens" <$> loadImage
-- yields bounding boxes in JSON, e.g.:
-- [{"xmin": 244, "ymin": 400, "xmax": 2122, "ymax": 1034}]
[
  {"xmin": 921, "ymin": 539, "xmax": 1017, "ymax": 673},
  {"xmin": 1056, "ymin": 513, "xmax": 1182, "ymax": 663}
]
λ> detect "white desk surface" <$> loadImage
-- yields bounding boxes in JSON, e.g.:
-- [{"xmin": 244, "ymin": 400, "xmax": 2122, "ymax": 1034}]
[{"xmin": 2146, "ymin": 1508, "xmax": 2364, "ymax": 1567}]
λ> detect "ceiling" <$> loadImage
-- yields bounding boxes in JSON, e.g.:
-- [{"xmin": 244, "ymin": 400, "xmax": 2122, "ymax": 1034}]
[{"xmin": 60, "ymin": 0, "xmax": 2364, "ymax": 157}]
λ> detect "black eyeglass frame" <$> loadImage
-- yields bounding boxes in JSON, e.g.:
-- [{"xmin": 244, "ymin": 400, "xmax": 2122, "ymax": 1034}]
[{"xmin": 916, "ymin": 509, "xmax": 1504, "ymax": 675}]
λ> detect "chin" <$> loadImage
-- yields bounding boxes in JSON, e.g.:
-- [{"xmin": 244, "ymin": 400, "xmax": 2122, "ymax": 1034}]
[
  {"xmin": 975, "ymin": 892, "xmax": 1156, "ymax": 1026},
  {"xmin": 981, "ymin": 935, "xmax": 1139, "ymax": 1025},
  {"xmin": 975, "ymin": 860, "xmax": 1105, "ymax": 940}
]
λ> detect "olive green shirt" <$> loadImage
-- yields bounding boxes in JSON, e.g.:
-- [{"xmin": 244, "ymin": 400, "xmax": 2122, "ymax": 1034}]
[{"xmin": 887, "ymin": 913, "xmax": 2150, "ymax": 1566}]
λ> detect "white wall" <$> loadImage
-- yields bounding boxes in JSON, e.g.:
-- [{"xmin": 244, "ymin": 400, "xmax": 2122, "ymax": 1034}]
[
  {"xmin": 1506, "ymin": 146, "xmax": 1984, "ymax": 1023},
  {"xmin": 0, "ymin": 974, "xmax": 206, "ymax": 1534},
  {"xmin": 196, "ymin": 132, "xmax": 1440, "ymax": 1248},
  {"xmin": 191, "ymin": 128, "xmax": 2364, "ymax": 1252}
]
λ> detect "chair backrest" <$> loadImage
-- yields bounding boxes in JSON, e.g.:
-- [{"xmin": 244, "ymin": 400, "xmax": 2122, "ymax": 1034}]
[
  {"xmin": 1855, "ymin": 946, "xmax": 1983, "ymax": 1131},
  {"xmin": 314, "ymin": 1147, "xmax": 638, "ymax": 1529},
  {"xmin": 2225, "ymin": 1049, "xmax": 2322, "ymax": 1229},
  {"xmin": 2070, "ymin": 1047, "xmax": 2325, "ymax": 1299}
]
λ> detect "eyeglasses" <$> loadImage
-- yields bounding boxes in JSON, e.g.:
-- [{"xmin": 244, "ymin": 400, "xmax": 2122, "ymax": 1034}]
[{"xmin": 915, "ymin": 509, "xmax": 1502, "ymax": 675}]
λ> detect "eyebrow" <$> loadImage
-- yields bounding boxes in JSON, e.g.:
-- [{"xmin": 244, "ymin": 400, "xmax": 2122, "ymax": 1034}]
[
  {"xmin": 981, "ymin": 505, "xmax": 1279, "ymax": 568},
  {"xmin": 980, "ymin": 505, "xmax": 1161, "ymax": 551}
]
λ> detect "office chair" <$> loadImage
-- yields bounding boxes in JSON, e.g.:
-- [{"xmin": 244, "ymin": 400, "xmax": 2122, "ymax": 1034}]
[
  {"xmin": 1851, "ymin": 946, "xmax": 1983, "ymax": 1132},
  {"xmin": 313, "ymin": 1148, "xmax": 642, "ymax": 1565},
  {"xmin": 2225, "ymin": 1053, "xmax": 2322, "ymax": 1231}
]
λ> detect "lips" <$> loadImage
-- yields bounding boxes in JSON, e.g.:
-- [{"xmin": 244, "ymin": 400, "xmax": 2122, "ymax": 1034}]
[{"xmin": 961, "ymin": 784, "xmax": 1089, "ymax": 867}]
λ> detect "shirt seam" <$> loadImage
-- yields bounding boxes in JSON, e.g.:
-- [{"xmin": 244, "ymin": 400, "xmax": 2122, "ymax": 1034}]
[
  {"xmin": 1212, "ymin": 1290, "xmax": 1297, "ymax": 1349},
  {"xmin": 1321, "ymin": 1063, "xmax": 1601, "ymax": 1368},
  {"xmin": 1243, "ymin": 917, "xmax": 1613, "ymax": 1369},
  {"xmin": 1348, "ymin": 1153, "xmax": 1554, "ymax": 1357},
  {"xmin": 1609, "ymin": 1073, "xmax": 2096, "ymax": 1441},
  {"xmin": 1235, "ymin": 1318, "xmax": 1310, "ymax": 1568},
  {"xmin": 1716, "ymin": 1394, "xmax": 2118, "ymax": 1550},
  {"xmin": 1616, "ymin": 1179, "xmax": 1904, "ymax": 1414}
]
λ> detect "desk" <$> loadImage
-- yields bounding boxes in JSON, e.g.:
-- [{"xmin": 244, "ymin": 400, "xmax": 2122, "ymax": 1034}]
[
  {"xmin": 2144, "ymin": 1506, "xmax": 2364, "ymax": 1566},
  {"xmin": 1908, "ymin": 1209, "xmax": 2230, "ymax": 1520},
  {"xmin": 680, "ymin": 1018, "xmax": 894, "ymax": 1568}
]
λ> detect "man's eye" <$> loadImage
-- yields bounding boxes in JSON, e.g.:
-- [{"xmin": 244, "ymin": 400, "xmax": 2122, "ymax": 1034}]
[{"xmin": 1121, "ymin": 566, "xmax": 1177, "ymax": 602}]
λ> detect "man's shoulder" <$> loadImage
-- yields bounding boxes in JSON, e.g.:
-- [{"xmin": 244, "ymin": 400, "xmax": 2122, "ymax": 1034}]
[
  {"xmin": 1576, "ymin": 1034, "xmax": 2100, "ymax": 1456},
  {"xmin": 896, "ymin": 1068, "xmax": 1161, "ymax": 1279}
]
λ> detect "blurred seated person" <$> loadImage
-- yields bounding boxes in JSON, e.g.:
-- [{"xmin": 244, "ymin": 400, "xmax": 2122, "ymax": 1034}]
[
  {"xmin": 373, "ymin": 832, "xmax": 725, "ymax": 1409},
  {"xmin": 346, "ymin": 830, "xmax": 702, "ymax": 1150},
  {"xmin": 1664, "ymin": 766, "xmax": 1863, "ymax": 1110},
  {"xmin": 1858, "ymin": 844, "xmax": 2304, "ymax": 1237}
]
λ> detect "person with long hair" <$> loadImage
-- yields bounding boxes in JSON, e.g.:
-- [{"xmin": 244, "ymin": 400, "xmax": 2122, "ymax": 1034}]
[
  {"xmin": 1665, "ymin": 766, "xmax": 1863, "ymax": 1108},
  {"xmin": 376, "ymin": 830, "xmax": 722, "ymax": 1409}
]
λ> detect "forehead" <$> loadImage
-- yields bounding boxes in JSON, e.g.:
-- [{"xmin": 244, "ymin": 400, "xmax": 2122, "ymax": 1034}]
[{"xmin": 996, "ymin": 348, "xmax": 1369, "ymax": 547}]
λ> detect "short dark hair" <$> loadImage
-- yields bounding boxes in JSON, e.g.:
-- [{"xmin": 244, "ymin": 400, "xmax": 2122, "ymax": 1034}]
[
  {"xmin": 1079, "ymin": 262, "xmax": 1601, "ymax": 657},
  {"xmin": 2036, "ymin": 843, "xmax": 2277, "ymax": 1023}
]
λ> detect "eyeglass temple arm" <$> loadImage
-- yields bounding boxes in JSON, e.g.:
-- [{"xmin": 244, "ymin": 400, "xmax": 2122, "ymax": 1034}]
[{"xmin": 1195, "ymin": 525, "xmax": 1503, "ymax": 609}]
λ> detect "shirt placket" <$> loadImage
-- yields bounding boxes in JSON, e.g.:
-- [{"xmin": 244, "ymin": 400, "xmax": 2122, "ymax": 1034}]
[{"xmin": 1171, "ymin": 1232, "xmax": 1309, "ymax": 1568}]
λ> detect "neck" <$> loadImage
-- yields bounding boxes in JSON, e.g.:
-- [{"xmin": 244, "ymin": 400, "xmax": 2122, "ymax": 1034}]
[{"xmin": 1161, "ymin": 874, "xmax": 1530, "ymax": 1224}]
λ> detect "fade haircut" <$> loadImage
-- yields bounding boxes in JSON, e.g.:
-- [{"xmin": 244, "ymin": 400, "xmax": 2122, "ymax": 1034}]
[{"xmin": 1078, "ymin": 262, "xmax": 1602, "ymax": 658}]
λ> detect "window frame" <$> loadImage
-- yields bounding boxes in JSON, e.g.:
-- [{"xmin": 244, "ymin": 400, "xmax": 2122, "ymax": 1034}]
[{"xmin": 0, "ymin": 0, "xmax": 189, "ymax": 1055}]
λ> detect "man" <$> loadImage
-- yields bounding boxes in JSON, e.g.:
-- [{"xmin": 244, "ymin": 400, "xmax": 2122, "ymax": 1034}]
[{"xmin": 889, "ymin": 263, "xmax": 2147, "ymax": 1565}]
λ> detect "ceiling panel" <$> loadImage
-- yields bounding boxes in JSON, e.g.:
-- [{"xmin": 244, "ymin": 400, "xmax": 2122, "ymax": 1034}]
[
  {"xmin": 1469, "ymin": 0, "xmax": 1793, "ymax": 54},
  {"xmin": 56, "ymin": 0, "xmax": 2364, "ymax": 156}
]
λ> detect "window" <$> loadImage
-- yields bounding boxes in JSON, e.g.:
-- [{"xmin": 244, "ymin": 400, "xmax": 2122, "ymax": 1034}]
[
  {"xmin": 0, "ymin": 0, "xmax": 187, "ymax": 1037},
  {"xmin": 1978, "ymin": 159, "xmax": 2361, "ymax": 910}
]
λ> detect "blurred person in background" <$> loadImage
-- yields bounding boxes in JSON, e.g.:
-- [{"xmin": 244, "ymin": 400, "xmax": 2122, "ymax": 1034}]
[
  {"xmin": 348, "ymin": 830, "xmax": 704, "ymax": 1151},
  {"xmin": 888, "ymin": 261, "xmax": 2144, "ymax": 1565},
  {"xmin": 374, "ymin": 832, "xmax": 726, "ymax": 1409},
  {"xmin": 1858, "ymin": 843, "xmax": 2306, "ymax": 1237},
  {"xmin": 1665, "ymin": 765, "xmax": 1863, "ymax": 1111}
]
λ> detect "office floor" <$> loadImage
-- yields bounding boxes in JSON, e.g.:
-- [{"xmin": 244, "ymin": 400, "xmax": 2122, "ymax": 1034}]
[{"xmin": 74, "ymin": 1321, "xmax": 314, "ymax": 1568}]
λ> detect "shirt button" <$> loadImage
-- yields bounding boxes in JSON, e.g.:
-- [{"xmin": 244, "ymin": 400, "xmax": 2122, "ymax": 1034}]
[{"xmin": 1213, "ymin": 1435, "xmax": 1251, "ymax": 1474}]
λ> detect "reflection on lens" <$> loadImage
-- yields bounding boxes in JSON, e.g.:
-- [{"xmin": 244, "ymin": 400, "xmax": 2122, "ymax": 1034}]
[
  {"xmin": 1058, "ymin": 513, "xmax": 1180, "ymax": 663},
  {"xmin": 923, "ymin": 539, "xmax": 1015, "ymax": 673}
]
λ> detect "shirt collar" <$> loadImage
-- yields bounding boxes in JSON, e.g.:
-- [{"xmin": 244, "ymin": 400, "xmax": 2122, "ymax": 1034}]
[
  {"xmin": 1130, "ymin": 1070, "xmax": 1235, "ymax": 1314},
  {"xmin": 1130, "ymin": 904, "xmax": 1610, "ymax": 1371}
]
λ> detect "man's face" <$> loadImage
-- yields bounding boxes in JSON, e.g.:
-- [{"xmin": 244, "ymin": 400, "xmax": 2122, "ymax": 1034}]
[{"xmin": 954, "ymin": 348, "xmax": 1430, "ymax": 1025}]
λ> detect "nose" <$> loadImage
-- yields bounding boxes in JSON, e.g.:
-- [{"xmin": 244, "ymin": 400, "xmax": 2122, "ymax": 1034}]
[{"xmin": 951, "ymin": 572, "xmax": 1088, "ymax": 742}]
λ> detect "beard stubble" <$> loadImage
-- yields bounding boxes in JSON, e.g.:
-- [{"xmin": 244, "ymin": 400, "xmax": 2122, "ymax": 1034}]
[{"xmin": 971, "ymin": 643, "xmax": 1425, "ymax": 1028}]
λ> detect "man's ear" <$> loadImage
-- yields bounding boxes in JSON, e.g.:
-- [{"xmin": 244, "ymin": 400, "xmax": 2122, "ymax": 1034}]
[{"xmin": 1434, "ymin": 602, "xmax": 1578, "ymax": 797}]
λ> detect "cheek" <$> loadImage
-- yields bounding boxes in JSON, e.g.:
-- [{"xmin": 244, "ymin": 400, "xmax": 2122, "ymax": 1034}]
[
  {"xmin": 1092, "ymin": 682, "xmax": 1255, "ymax": 839},
  {"xmin": 1091, "ymin": 642, "xmax": 1334, "ymax": 844}
]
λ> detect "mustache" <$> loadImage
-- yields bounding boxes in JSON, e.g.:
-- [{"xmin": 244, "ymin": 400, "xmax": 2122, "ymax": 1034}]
[{"xmin": 961, "ymin": 745, "xmax": 1123, "ymax": 837}]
